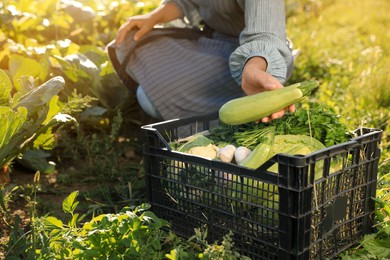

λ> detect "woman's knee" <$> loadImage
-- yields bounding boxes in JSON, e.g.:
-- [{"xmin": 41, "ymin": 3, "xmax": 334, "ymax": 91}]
[{"xmin": 136, "ymin": 86, "xmax": 163, "ymax": 119}]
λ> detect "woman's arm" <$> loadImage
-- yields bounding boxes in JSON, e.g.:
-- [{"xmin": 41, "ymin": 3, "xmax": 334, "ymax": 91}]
[
  {"xmin": 231, "ymin": 0, "xmax": 293, "ymax": 83},
  {"xmin": 115, "ymin": 2, "xmax": 183, "ymax": 45},
  {"xmin": 230, "ymin": 0, "xmax": 294, "ymax": 122}
]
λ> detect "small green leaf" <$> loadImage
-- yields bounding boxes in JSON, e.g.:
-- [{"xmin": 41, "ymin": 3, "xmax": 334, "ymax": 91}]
[
  {"xmin": 44, "ymin": 216, "xmax": 63, "ymax": 229},
  {"xmin": 382, "ymin": 225, "xmax": 390, "ymax": 236},
  {"xmin": 165, "ymin": 249, "xmax": 178, "ymax": 260},
  {"xmin": 9, "ymin": 54, "xmax": 48, "ymax": 91},
  {"xmin": 49, "ymin": 228, "xmax": 63, "ymax": 238},
  {"xmin": 69, "ymin": 213, "xmax": 79, "ymax": 227},
  {"xmin": 0, "ymin": 189, "xmax": 7, "ymax": 212},
  {"xmin": 42, "ymin": 95, "xmax": 61, "ymax": 125},
  {"xmin": 17, "ymin": 149, "xmax": 56, "ymax": 174},
  {"xmin": 0, "ymin": 69, "xmax": 12, "ymax": 106},
  {"xmin": 363, "ymin": 237, "xmax": 390, "ymax": 258},
  {"xmin": 62, "ymin": 191, "xmax": 79, "ymax": 214},
  {"xmin": 82, "ymin": 249, "xmax": 101, "ymax": 258},
  {"xmin": 141, "ymin": 211, "xmax": 167, "ymax": 229}
]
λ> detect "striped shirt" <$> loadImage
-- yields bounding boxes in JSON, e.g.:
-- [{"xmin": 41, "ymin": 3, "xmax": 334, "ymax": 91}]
[
  {"xmin": 162, "ymin": 0, "xmax": 293, "ymax": 83},
  {"xmin": 110, "ymin": 0, "xmax": 293, "ymax": 120}
]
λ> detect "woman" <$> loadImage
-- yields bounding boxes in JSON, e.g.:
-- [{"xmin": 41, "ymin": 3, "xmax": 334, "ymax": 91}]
[{"xmin": 108, "ymin": 0, "xmax": 294, "ymax": 122}]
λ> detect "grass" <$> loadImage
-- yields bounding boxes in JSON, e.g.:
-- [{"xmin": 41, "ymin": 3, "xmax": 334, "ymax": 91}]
[
  {"xmin": 287, "ymin": 0, "xmax": 389, "ymax": 167},
  {"xmin": 287, "ymin": 0, "xmax": 390, "ymax": 257},
  {"xmin": 287, "ymin": 0, "xmax": 390, "ymax": 119}
]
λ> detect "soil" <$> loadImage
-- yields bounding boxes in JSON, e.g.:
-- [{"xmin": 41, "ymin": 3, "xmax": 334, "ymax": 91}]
[
  {"xmin": 0, "ymin": 168, "xmax": 41, "ymax": 259},
  {"xmin": 0, "ymin": 166, "xmax": 76, "ymax": 253},
  {"xmin": 0, "ymin": 205, "xmax": 29, "ymax": 259},
  {"xmin": 0, "ymin": 151, "xmax": 147, "ymax": 259}
]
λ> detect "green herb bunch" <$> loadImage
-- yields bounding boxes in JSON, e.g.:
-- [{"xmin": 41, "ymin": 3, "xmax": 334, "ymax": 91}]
[
  {"xmin": 210, "ymin": 101, "xmax": 352, "ymax": 149},
  {"xmin": 268, "ymin": 102, "xmax": 353, "ymax": 147}
]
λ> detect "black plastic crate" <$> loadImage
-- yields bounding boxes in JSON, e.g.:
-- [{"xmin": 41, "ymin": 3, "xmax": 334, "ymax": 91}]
[{"xmin": 141, "ymin": 113, "xmax": 382, "ymax": 260}]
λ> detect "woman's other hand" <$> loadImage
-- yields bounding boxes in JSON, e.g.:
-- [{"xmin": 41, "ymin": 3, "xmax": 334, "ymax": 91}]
[
  {"xmin": 115, "ymin": 2, "xmax": 182, "ymax": 46},
  {"xmin": 115, "ymin": 14, "xmax": 156, "ymax": 45},
  {"xmin": 241, "ymin": 56, "xmax": 295, "ymax": 123}
]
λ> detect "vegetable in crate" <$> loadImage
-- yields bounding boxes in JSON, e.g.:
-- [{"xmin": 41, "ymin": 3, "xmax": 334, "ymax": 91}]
[
  {"xmin": 239, "ymin": 130, "xmax": 274, "ymax": 169},
  {"xmin": 176, "ymin": 134, "xmax": 214, "ymax": 152},
  {"xmin": 176, "ymin": 134, "xmax": 218, "ymax": 159},
  {"xmin": 219, "ymin": 80, "xmax": 319, "ymax": 125},
  {"xmin": 267, "ymin": 135, "xmax": 326, "ymax": 180},
  {"xmin": 239, "ymin": 134, "xmax": 326, "ymax": 179},
  {"xmin": 234, "ymin": 146, "xmax": 252, "ymax": 164},
  {"xmin": 217, "ymin": 144, "xmax": 236, "ymax": 163},
  {"xmin": 232, "ymin": 134, "xmax": 326, "ymax": 210}
]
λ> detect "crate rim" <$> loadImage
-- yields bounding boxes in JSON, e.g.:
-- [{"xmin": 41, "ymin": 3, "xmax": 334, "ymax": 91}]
[{"xmin": 141, "ymin": 114, "xmax": 383, "ymax": 167}]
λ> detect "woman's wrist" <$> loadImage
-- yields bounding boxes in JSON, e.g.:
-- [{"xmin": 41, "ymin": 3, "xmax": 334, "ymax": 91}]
[
  {"xmin": 245, "ymin": 56, "xmax": 268, "ymax": 72},
  {"xmin": 241, "ymin": 56, "xmax": 288, "ymax": 122}
]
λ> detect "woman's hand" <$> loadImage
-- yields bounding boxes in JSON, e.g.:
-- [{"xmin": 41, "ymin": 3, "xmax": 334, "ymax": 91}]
[
  {"xmin": 115, "ymin": 14, "xmax": 156, "ymax": 45},
  {"xmin": 241, "ymin": 57, "xmax": 295, "ymax": 123},
  {"xmin": 115, "ymin": 2, "xmax": 182, "ymax": 46}
]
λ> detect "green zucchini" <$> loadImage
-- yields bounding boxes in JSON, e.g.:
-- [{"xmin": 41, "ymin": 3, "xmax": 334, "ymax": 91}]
[
  {"xmin": 219, "ymin": 80, "xmax": 319, "ymax": 125},
  {"xmin": 240, "ymin": 142, "xmax": 271, "ymax": 169},
  {"xmin": 240, "ymin": 131, "xmax": 274, "ymax": 169}
]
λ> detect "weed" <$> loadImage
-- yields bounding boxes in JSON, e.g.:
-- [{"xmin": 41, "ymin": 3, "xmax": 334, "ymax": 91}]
[
  {"xmin": 4, "ymin": 187, "xmax": 245, "ymax": 259},
  {"xmin": 51, "ymin": 109, "xmax": 147, "ymax": 215}
]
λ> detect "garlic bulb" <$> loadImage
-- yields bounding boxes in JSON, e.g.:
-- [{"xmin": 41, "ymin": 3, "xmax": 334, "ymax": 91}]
[{"xmin": 234, "ymin": 146, "xmax": 252, "ymax": 165}]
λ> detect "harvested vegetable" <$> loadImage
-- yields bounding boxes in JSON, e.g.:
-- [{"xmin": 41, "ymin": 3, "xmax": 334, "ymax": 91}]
[
  {"xmin": 270, "ymin": 134, "xmax": 326, "ymax": 156},
  {"xmin": 240, "ymin": 134, "xmax": 326, "ymax": 170},
  {"xmin": 240, "ymin": 143, "xmax": 272, "ymax": 169},
  {"xmin": 239, "ymin": 130, "xmax": 274, "ymax": 169},
  {"xmin": 240, "ymin": 135, "xmax": 325, "ymax": 169},
  {"xmin": 176, "ymin": 134, "xmax": 213, "ymax": 152},
  {"xmin": 186, "ymin": 144, "xmax": 219, "ymax": 159},
  {"xmin": 234, "ymin": 146, "xmax": 251, "ymax": 164},
  {"xmin": 217, "ymin": 144, "xmax": 236, "ymax": 163},
  {"xmin": 267, "ymin": 135, "xmax": 326, "ymax": 180},
  {"xmin": 219, "ymin": 80, "xmax": 319, "ymax": 125},
  {"xmin": 234, "ymin": 126, "xmax": 275, "ymax": 149}
]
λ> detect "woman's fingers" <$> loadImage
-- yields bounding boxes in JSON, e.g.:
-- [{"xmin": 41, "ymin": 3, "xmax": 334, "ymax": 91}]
[
  {"xmin": 261, "ymin": 110, "xmax": 285, "ymax": 123},
  {"xmin": 115, "ymin": 17, "xmax": 155, "ymax": 46},
  {"xmin": 133, "ymin": 25, "xmax": 153, "ymax": 41},
  {"xmin": 288, "ymin": 104, "xmax": 296, "ymax": 113},
  {"xmin": 115, "ymin": 21, "xmax": 136, "ymax": 46},
  {"xmin": 260, "ymin": 103, "xmax": 295, "ymax": 123},
  {"xmin": 261, "ymin": 116, "xmax": 272, "ymax": 123},
  {"xmin": 271, "ymin": 110, "xmax": 286, "ymax": 120}
]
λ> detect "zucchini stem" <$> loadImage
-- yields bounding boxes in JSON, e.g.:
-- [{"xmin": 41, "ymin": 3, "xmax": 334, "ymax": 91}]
[{"xmin": 297, "ymin": 80, "xmax": 319, "ymax": 96}]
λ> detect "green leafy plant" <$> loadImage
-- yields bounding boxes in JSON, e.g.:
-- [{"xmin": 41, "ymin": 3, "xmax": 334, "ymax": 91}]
[
  {"xmin": 4, "ymin": 187, "xmax": 247, "ymax": 259},
  {"xmin": 187, "ymin": 226, "xmax": 251, "ymax": 260},
  {"xmin": 0, "ymin": 0, "xmax": 159, "ymax": 116},
  {"xmin": 0, "ymin": 185, "xmax": 19, "ymax": 241},
  {"xmin": 3, "ymin": 172, "xmax": 41, "ymax": 259},
  {"xmin": 0, "ymin": 69, "xmax": 75, "ymax": 172}
]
